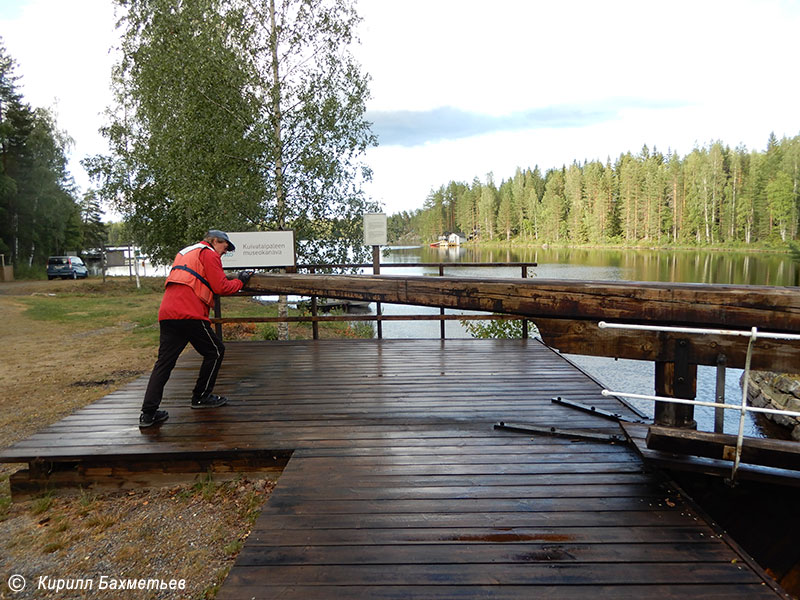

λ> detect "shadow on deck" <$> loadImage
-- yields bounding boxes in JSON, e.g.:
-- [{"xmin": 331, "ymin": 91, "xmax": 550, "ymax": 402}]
[{"xmin": 0, "ymin": 339, "xmax": 787, "ymax": 598}]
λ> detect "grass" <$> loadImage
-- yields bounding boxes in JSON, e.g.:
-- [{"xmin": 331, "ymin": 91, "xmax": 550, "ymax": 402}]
[
  {"xmin": 16, "ymin": 276, "xmax": 374, "ymax": 342},
  {"xmin": 223, "ymin": 539, "xmax": 243, "ymax": 556},
  {"xmin": 193, "ymin": 472, "xmax": 219, "ymax": 501},
  {"xmin": 0, "ymin": 275, "xmax": 370, "ymax": 597},
  {"xmin": 21, "ymin": 296, "xmax": 139, "ymax": 324},
  {"xmin": 2, "ymin": 466, "xmax": 276, "ymax": 598},
  {"xmin": 30, "ymin": 494, "xmax": 54, "ymax": 516},
  {"xmin": 0, "ymin": 493, "xmax": 11, "ymax": 519}
]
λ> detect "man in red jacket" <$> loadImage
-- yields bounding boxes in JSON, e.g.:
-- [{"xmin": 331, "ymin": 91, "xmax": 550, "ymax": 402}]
[{"xmin": 139, "ymin": 230, "xmax": 252, "ymax": 428}]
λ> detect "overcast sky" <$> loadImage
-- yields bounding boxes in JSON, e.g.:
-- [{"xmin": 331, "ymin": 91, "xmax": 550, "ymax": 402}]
[{"xmin": 2, "ymin": 0, "xmax": 800, "ymax": 218}]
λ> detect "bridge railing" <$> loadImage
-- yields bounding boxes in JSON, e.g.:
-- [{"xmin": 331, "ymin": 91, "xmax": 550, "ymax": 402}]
[
  {"xmin": 213, "ymin": 261, "xmax": 538, "ymax": 341},
  {"xmin": 214, "ymin": 266, "xmax": 800, "ymax": 439}
]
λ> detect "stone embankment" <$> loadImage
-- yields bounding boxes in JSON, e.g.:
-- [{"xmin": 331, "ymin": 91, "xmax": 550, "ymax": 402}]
[{"xmin": 745, "ymin": 371, "xmax": 800, "ymax": 440}]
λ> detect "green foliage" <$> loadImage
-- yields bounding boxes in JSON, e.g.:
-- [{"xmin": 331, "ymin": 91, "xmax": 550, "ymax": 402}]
[
  {"xmin": 12, "ymin": 262, "xmax": 47, "ymax": 280},
  {"xmin": 346, "ymin": 321, "xmax": 375, "ymax": 339},
  {"xmin": 0, "ymin": 493, "xmax": 10, "ymax": 521},
  {"xmin": 21, "ymin": 297, "xmax": 120, "ymax": 324},
  {"xmin": 30, "ymin": 493, "xmax": 54, "ymax": 516},
  {"xmin": 238, "ymin": 488, "xmax": 266, "ymax": 523},
  {"xmin": 87, "ymin": 0, "xmax": 378, "ymax": 267},
  {"xmin": 258, "ymin": 323, "xmax": 279, "ymax": 340},
  {"xmin": 0, "ymin": 40, "xmax": 91, "ymax": 268},
  {"xmin": 105, "ymin": 221, "xmax": 134, "ymax": 246},
  {"xmin": 80, "ymin": 190, "xmax": 108, "ymax": 250},
  {"xmin": 395, "ymin": 135, "xmax": 800, "ymax": 248},
  {"xmin": 461, "ymin": 317, "xmax": 526, "ymax": 339},
  {"xmin": 192, "ymin": 472, "xmax": 218, "ymax": 502},
  {"xmin": 223, "ymin": 539, "xmax": 243, "ymax": 556},
  {"xmin": 788, "ymin": 241, "xmax": 800, "ymax": 262}
]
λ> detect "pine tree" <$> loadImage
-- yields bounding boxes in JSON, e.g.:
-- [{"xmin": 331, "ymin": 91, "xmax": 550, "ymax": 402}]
[
  {"xmin": 497, "ymin": 182, "xmax": 513, "ymax": 241},
  {"xmin": 564, "ymin": 163, "xmax": 585, "ymax": 243},
  {"xmin": 478, "ymin": 174, "xmax": 497, "ymax": 240},
  {"xmin": 540, "ymin": 169, "xmax": 566, "ymax": 242},
  {"xmin": 80, "ymin": 189, "xmax": 107, "ymax": 250}
]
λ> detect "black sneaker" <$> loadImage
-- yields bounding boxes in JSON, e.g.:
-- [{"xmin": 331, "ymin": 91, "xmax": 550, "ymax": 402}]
[
  {"xmin": 139, "ymin": 410, "xmax": 169, "ymax": 428},
  {"xmin": 191, "ymin": 393, "xmax": 228, "ymax": 409}
]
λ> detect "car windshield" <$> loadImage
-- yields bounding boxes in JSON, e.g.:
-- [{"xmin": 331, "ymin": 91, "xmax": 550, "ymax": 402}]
[{"xmin": 48, "ymin": 258, "xmax": 68, "ymax": 265}]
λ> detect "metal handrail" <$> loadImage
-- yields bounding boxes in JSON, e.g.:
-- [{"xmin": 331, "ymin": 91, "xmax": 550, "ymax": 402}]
[
  {"xmin": 598, "ymin": 321, "xmax": 800, "ymax": 341},
  {"xmin": 599, "ymin": 322, "xmax": 800, "ymax": 480}
]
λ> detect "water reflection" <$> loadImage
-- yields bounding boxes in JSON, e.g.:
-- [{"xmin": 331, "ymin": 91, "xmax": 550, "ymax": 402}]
[
  {"xmin": 386, "ymin": 245, "xmax": 800, "ymax": 286},
  {"xmin": 378, "ymin": 245, "xmax": 798, "ymax": 438}
]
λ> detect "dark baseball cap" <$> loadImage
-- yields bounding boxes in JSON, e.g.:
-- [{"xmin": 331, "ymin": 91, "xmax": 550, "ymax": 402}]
[{"xmin": 206, "ymin": 229, "xmax": 235, "ymax": 251}]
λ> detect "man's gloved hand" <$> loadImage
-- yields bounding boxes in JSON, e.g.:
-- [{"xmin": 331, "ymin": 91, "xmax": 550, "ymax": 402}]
[{"xmin": 238, "ymin": 270, "xmax": 254, "ymax": 286}]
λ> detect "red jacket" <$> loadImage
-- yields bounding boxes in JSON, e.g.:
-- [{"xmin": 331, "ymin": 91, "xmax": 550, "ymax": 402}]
[{"xmin": 158, "ymin": 241, "xmax": 243, "ymax": 321}]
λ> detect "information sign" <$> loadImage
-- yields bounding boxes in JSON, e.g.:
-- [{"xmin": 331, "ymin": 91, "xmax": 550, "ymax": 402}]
[
  {"xmin": 221, "ymin": 231, "xmax": 296, "ymax": 269},
  {"xmin": 363, "ymin": 213, "xmax": 387, "ymax": 246}
]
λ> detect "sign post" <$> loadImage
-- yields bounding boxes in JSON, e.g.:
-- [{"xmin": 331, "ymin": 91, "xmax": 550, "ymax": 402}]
[{"xmin": 363, "ymin": 213, "xmax": 387, "ymax": 339}]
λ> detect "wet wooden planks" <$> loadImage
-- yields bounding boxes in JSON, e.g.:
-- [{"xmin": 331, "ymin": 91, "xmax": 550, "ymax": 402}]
[
  {"xmin": 222, "ymin": 436, "xmax": 779, "ymax": 599},
  {"xmin": 1, "ymin": 339, "xmax": 638, "ymax": 463},
  {"xmin": 0, "ymin": 339, "xmax": 786, "ymax": 598}
]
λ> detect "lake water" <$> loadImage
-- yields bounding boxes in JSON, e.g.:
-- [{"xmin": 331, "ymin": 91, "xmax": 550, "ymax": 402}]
[{"xmin": 372, "ymin": 245, "xmax": 800, "ymax": 439}]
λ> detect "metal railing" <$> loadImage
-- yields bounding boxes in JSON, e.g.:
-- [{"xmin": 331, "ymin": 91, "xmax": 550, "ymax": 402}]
[
  {"xmin": 214, "ymin": 262, "xmax": 537, "ymax": 340},
  {"xmin": 598, "ymin": 321, "xmax": 800, "ymax": 479}
]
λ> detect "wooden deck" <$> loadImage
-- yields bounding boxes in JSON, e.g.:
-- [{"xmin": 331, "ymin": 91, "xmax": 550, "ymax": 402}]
[{"xmin": 0, "ymin": 339, "xmax": 787, "ymax": 598}]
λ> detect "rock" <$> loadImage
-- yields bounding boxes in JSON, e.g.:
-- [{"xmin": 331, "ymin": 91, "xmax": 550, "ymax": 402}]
[{"xmin": 745, "ymin": 371, "xmax": 800, "ymax": 440}]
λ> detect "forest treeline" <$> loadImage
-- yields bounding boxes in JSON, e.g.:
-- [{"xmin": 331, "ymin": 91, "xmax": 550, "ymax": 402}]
[
  {"xmin": 0, "ymin": 41, "xmax": 105, "ymax": 273},
  {"xmin": 389, "ymin": 134, "xmax": 800, "ymax": 248}
]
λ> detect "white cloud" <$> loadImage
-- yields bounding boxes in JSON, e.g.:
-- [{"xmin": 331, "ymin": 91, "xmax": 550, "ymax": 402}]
[
  {"xmin": 0, "ymin": 0, "xmax": 119, "ymax": 194},
  {"xmin": 2, "ymin": 0, "xmax": 800, "ymax": 219},
  {"xmin": 357, "ymin": 0, "xmax": 800, "ymax": 214}
]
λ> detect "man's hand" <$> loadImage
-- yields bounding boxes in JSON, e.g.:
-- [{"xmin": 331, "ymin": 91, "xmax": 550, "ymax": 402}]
[{"xmin": 238, "ymin": 270, "xmax": 254, "ymax": 287}]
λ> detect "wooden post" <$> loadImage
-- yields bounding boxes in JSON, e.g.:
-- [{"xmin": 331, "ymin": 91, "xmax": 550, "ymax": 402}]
[
  {"xmin": 714, "ymin": 354, "xmax": 727, "ymax": 434},
  {"xmin": 439, "ymin": 265, "xmax": 445, "ymax": 339},
  {"xmin": 521, "ymin": 266, "xmax": 528, "ymax": 339},
  {"xmin": 654, "ymin": 338, "xmax": 697, "ymax": 429},
  {"xmin": 310, "ymin": 266, "xmax": 319, "ymax": 340},
  {"xmin": 128, "ymin": 242, "xmax": 133, "ymax": 282},
  {"xmin": 372, "ymin": 246, "xmax": 382, "ymax": 339},
  {"xmin": 214, "ymin": 296, "xmax": 223, "ymax": 339}
]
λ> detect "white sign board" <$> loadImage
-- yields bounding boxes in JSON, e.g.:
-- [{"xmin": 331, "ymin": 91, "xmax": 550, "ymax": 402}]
[
  {"xmin": 363, "ymin": 213, "xmax": 387, "ymax": 246},
  {"xmin": 221, "ymin": 231, "xmax": 296, "ymax": 269}
]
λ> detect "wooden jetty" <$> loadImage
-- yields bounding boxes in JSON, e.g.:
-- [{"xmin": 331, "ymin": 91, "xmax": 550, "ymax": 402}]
[{"xmin": 0, "ymin": 339, "xmax": 789, "ymax": 598}]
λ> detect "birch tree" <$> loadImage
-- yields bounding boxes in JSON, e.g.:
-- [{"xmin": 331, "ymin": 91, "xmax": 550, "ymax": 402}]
[{"xmin": 88, "ymin": 0, "xmax": 377, "ymax": 266}]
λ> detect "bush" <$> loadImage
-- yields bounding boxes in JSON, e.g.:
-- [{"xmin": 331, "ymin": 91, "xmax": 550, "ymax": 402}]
[
  {"xmin": 10, "ymin": 263, "xmax": 47, "ymax": 280},
  {"xmin": 461, "ymin": 317, "xmax": 538, "ymax": 339},
  {"xmin": 258, "ymin": 324, "xmax": 278, "ymax": 340}
]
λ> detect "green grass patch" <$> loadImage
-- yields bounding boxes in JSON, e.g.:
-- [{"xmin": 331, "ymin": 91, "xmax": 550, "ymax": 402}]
[
  {"xmin": 21, "ymin": 297, "xmax": 120, "ymax": 324},
  {"xmin": 0, "ymin": 493, "xmax": 10, "ymax": 520},
  {"xmin": 223, "ymin": 539, "xmax": 243, "ymax": 556},
  {"xmin": 30, "ymin": 493, "xmax": 54, "ymax": 516},
  {"xmin": 192, "ymin": 472, "xmax": 218, "ymax": 501},
  {"xmin": 18, "ymin": 280, "xmax": 163, "ymax": 335}
]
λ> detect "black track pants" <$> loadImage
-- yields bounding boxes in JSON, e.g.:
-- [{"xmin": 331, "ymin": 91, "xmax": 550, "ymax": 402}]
[{"xmin": 141, "ymin": 319, "xmax": 225, "ymax": 414}]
